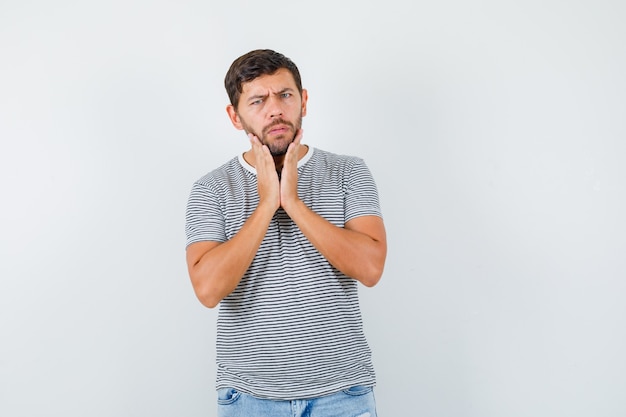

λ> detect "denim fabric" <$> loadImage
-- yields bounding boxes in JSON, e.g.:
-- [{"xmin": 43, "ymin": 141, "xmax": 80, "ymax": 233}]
[{"xmin": 217, "ymin": 386, "xmax": 377, "ymax": 417}]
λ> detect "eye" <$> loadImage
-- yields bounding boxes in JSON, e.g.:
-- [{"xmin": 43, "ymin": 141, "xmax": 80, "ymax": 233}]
[
  {"xmin": 281, "ymin": 92, "xmax": 292, "ymax": 99},
  {"xmin": 250, "ymin": 98, "xmax": 263, "ymax": 105}
]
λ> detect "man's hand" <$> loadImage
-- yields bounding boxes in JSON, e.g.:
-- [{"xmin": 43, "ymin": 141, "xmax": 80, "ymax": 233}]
[
  {"xmin": 280, "ymin": 129, "xmax": 303, "ymax": 211},
  {"xmin": 249, "ymin": 133, "xmax": 280, "ymax": 212}
]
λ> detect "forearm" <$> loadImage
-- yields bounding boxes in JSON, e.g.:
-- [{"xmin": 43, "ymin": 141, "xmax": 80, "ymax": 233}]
[
  {"xmin": 283, "ymin": 200, "xmax": 386, "ymax": 286},
  {"xmin": 188, "ymin": 202, "xmax": 276, "ymax": 307}
]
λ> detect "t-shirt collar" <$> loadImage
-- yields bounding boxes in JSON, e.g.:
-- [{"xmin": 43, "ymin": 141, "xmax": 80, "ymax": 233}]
[{"xmin": 238, "ymin": 146, "xmax": 315, "ymax": 175}]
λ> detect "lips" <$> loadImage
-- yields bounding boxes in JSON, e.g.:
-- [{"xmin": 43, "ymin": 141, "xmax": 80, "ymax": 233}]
[
  {"xmin": 263, "ymin": 119, "xmax": 293, "ymax": 136},
  {"xmin": 268, "ymin": 126, "xmax": 288, "ymax": 134},
  {"xmin": 265, "ymin": 125, "xmax": 292, "ymax": 136}
]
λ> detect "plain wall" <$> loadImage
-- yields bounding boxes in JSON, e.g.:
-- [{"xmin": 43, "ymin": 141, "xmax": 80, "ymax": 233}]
[{"xmin": 1, "ymin": 1, "xmax": 625, "ymax": 416}]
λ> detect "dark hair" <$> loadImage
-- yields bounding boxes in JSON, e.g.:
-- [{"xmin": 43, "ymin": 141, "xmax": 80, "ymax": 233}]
[{"xmin": 224, "ymin": 49, "xmax": 302, "ymax": 109}]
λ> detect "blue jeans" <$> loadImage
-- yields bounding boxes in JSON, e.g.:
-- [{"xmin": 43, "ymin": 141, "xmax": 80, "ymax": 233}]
[{"xmin": 217, "ymin": 386, "xmax": 377, "ymax": 417}]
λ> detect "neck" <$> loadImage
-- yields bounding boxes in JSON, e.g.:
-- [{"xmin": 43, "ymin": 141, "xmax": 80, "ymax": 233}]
[
  {"xmin": 273, "ymin": 154, "xmax": 286, "ymax": 172},
  {"xmin": 243, "ymin": 145, "xmax": 308, "ymax": 172}
]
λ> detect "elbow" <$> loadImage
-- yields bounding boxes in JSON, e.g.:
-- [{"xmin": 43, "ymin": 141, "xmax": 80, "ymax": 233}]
[
  {"xmin": 190, "ymin": 275, "xmax": 222, "ymax": 309},
  {"xmin": 194, "ymin": 283, "xmax": 223, "ymax": 309},
  {"xmin": 362, "ymin": 277, "xmax": 380, "ymax": 288},
  {"xmin": 198, "ymin": 294, "xmax": 220, "ymax": 309},
  {"xmin": 361, "ymin": 270, "xmax": 383, "ymax": 287},
  {"xmin": 360, "ymin": 240, "xmax": 386, "ymax": 287},
  {"xmin": 358, "ymin": 261, "xmax": 385, "ymax": 288},
  {"xmin": 196, "ymin": 292, "xmax": 222, "ymax": 308}
]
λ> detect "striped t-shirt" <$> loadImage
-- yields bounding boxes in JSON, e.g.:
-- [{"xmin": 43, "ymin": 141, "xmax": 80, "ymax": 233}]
[{"xmin": 185, "ymin": 146, "xmax": 382, "ymax": 400}]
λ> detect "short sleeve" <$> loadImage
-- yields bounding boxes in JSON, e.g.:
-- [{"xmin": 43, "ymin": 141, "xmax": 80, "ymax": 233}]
[
  {"xmin": 344, "ymin": 158, "xmax": 382, "ymax": 222},
  {"xmin": 185, "ymin": 181, "xmax": 227, "ymax": 247}
]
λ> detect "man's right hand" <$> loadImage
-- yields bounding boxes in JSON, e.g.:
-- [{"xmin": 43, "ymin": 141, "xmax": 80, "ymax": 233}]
[{"xmin": 249, "ymin": 133, "xmax": 280, "ymax": 212}]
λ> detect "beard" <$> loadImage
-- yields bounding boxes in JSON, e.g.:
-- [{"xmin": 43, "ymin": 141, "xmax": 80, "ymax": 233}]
[{"xmin": 242, "ymin": 115, "xmax": 302, "ymax": 156}]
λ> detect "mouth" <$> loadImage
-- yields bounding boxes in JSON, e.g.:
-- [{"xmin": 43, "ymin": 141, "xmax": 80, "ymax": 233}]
[
  {"xmin": 263, "ymin": 119, "xmax": 294, "ymax": 137},
  {"xmin": 266, "ymin": 125, "xmax": 290, "ymax": 136}
]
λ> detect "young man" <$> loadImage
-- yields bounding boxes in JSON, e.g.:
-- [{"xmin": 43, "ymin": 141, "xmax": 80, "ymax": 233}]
[{"xmin": 185, "ymin": 49, "xmax": 386, "ymax": 416}]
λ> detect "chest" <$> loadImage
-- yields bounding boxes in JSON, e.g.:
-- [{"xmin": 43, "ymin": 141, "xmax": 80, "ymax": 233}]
[{"xmin": 220, "ymin": 167, "xmax": 347, "ymax": 240}]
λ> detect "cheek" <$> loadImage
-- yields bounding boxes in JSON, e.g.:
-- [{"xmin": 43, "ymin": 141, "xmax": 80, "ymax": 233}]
[
  {"xmin": 237, "ymin": 113, "xmax": 253, "ymax": 130},
  {"xmin": 239, "ymin": 118, "xmax": 262, "ymax": 137}
]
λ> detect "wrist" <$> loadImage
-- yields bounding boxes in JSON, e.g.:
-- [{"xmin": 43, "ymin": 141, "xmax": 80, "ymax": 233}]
[
  {"xmin": 282, "ymin": 198, "xmax": 304, "ymax": 217},
  {"xmin": 257, "ymin": 199, "xmax": 279, "ymax": 217}
]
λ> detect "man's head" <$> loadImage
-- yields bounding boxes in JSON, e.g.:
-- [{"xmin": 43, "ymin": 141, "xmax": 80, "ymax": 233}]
[
  {"xmin": 225, "ymin": 49, "xmax": 303, "ymax": 109},
  {"xmin": 225, "ymin": 50, "xmax": 307, "ymax": 156}
]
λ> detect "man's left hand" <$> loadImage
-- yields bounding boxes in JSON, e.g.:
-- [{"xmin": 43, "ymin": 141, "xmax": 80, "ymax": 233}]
[{"xmin": 280, "ymin": 129, "xmax": 303, "ymax": 211}]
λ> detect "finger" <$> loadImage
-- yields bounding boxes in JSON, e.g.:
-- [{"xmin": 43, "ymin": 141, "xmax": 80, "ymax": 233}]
[
  {"xmin": 248, "ymin": 134, "xmax": 272, "ymax": 165},
  {"xmin": 286, "ymin": 129, "xmax": 303, "ymax": 158},
  {"xmin": 248, "ymin": 133, "xmax": 262, "ymax": 149},
  {"xmin": 294, "ymin": 128, "xmax": 303, "ymax": 144}
]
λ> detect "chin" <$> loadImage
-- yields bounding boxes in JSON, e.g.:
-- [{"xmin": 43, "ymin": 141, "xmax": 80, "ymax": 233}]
[
  {"xmin": 269, "ymin": 145, "xmax": 289, "ymax": 157},
  {"xmin": 266, "ymin": 135, "xmax": 294, "ymax": 156}
]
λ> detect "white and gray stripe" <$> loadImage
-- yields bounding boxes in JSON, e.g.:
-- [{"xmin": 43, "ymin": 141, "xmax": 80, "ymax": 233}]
[{"xmin": 185, "ymin": 147, "xmax": 382, "ymax": 400}]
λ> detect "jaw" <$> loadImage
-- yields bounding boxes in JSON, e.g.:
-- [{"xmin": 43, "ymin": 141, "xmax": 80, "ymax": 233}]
[{"xmin": 265, "ymin": 132, "xmax": 295, "ymax": 156}]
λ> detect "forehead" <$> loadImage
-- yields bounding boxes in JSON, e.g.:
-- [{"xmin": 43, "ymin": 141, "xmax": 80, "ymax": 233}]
[{"xmin": 240, "ymin": 68, "xmax": 298, "ymax": 96}]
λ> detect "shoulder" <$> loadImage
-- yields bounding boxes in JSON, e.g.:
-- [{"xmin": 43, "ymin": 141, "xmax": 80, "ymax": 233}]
[
  {"xmin": 193, "ymin": 156, "xmax": 242, "ymax": 187},
  {"xmin": 308, "ymin": 147, "xmax": 366, "ymax": 170}
]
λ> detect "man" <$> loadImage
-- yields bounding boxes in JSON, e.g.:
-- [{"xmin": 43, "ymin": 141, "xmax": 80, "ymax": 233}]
[{"xmin": 185, "ymin": 49, "xmax": 386, "ymax": 416}]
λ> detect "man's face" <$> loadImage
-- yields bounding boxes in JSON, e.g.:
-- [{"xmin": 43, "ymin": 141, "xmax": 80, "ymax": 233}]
[{"xmin": 227, "ymin": 68, "xmax": 307, "ymax": 156}]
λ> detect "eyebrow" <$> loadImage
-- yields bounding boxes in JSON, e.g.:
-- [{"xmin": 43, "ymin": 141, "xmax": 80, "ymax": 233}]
[
  {"xmin": 247, "ymin": 94, "xmax": 267, "ymax": 102},
  {"xmin": 246, "ymin": 88, "xmax": 295, "ymax": 102},
  {"xmin": 276, "ymin": 87, "xmax": 295, "ymax": 95}
]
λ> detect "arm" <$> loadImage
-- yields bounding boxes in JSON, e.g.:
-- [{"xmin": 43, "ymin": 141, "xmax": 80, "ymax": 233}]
[
  {"xmin": 284, "ymin": 203, "xmax": 387, "ymax": 286},
  {"xmin": 280, "ymin": 137, "xmax": 387, "ymax": 286},
  {"xmin": 186, "ymin": 201, "xmax": 275, "ymax": 308},
  {"xmin": 186, "ymin": 135, "xmax": 281, "ymax": 308}
]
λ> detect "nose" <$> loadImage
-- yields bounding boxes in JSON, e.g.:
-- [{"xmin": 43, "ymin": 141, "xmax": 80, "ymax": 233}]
[{"xmin": 267, "ymin": 96, "xmax": 283, "ymax": 118}]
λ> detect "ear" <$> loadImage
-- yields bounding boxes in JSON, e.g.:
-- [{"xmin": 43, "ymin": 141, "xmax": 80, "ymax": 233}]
[
  {"xmin": 301, "ymin": 89, "xmax": 308, "ymax": 117},
  {"xmin": 226, "ymin": 104, "xmax": 244, "ymax": 130}
]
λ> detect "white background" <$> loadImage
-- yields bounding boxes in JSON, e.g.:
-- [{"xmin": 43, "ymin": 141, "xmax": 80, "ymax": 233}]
[{"xmin": 1, "ymin": 1, "xmax": 625, "ymax": 416}]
